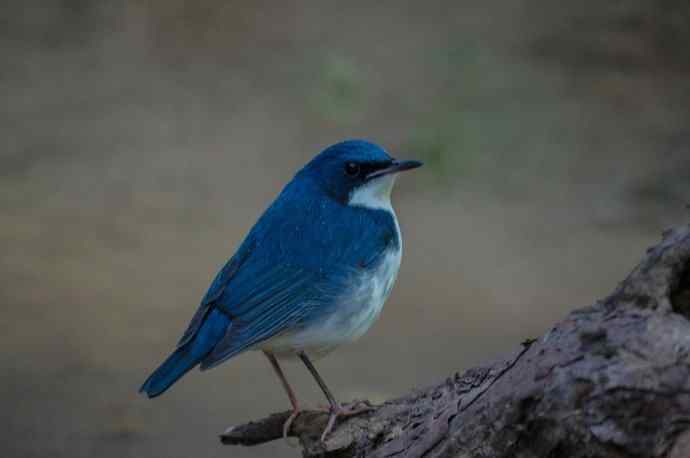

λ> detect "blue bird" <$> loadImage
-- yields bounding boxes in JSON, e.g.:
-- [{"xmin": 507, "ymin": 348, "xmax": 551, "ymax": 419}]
[{"xmin": 140, "ymin": 140, "xmax": 422, "ymax": 440}]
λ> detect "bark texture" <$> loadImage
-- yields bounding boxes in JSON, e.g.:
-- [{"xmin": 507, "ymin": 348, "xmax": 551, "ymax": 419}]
[{"xmin": 221, "ymin": 224, "xmax": 690, "ymax": 457}]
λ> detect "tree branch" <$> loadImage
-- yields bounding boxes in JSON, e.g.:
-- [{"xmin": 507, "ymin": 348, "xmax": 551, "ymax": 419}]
[{"xmin": 220, "ymin": 224, "xmax": 690, "ymax": 457}]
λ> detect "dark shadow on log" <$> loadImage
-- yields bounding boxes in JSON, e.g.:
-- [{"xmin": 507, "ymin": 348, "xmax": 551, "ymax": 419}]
[{"xmin": 221, "ymin": 224, "xmax": 690, "ymax": 457}]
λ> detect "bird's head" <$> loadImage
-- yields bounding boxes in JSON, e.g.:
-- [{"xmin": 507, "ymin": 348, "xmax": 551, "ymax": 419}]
[{"xmin": 299, "ymin": 140, "xmax": 423, "ymax": 210}]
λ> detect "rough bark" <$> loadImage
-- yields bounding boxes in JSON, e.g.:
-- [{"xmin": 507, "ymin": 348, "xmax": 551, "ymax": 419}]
[{"xmin": 220, "ymin": 224, "xmax": 690, "ymax": 457}]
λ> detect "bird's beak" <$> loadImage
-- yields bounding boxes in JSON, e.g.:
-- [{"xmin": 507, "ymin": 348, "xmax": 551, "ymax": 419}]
[{"xmin": 366, "ymin": 159, "xmax": 423, "ymax": 180}]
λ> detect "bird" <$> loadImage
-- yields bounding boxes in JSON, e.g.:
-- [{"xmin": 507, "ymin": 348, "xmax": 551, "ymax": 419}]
[{"xmin": 140, "ymin": 139, "xmax": 422, "ymax": 441}]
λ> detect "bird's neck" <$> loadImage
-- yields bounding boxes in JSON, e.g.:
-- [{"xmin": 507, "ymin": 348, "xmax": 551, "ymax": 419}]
[{"xmin": 348, "ymin": 175, "xmax": 402, "ymax": 252}]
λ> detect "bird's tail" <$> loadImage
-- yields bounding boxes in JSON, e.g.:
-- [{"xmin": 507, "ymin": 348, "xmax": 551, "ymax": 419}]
[{"xmin": 139, "ymin": 308, "xmax": 230, "ymax": 398}]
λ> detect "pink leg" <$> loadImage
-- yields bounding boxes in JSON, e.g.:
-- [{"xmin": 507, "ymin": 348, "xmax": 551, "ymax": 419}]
[
  {"xmin": 264, "ymin": 351, "xmax": 301, "ymax": 438},
  {"xmin": 298, "ymin": 351, "xmax": 373, "ymax": 441}
]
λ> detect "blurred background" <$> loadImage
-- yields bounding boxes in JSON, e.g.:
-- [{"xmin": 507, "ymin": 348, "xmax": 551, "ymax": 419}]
[{"xmin": 2, "ymin": 1, "xmax": 689, "ymax": 457}]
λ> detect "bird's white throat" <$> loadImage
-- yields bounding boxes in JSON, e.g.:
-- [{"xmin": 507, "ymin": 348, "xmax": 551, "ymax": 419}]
[{"xmin": 348, "ymin": 174, "xmax": 397, "ymax": 212}]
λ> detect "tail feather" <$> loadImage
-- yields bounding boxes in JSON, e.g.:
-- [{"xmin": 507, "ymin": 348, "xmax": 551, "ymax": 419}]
[{"xmin": 140, "ymin": 309, "xmax": 230, "ymax": 398}]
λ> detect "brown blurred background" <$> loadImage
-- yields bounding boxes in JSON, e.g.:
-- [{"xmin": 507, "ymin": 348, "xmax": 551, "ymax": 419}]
[{"xmin": 2, "ymin": 1, "xmax": 689, "ymax": 457}]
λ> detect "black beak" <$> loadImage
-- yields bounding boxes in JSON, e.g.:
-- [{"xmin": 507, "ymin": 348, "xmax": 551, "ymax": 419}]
[{"xmin": 366, "ymin": 159, "xmax": 423, "ymax": 180}]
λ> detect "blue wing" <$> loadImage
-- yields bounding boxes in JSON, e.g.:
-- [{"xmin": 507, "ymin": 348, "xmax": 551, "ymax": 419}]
[
  {"xmin": 175, "ymin": 245, "xmax": 251, "ymax": 348},
  {"xmin": 198, "ymin": 262, "xmax": 349, "ymax": 369}
]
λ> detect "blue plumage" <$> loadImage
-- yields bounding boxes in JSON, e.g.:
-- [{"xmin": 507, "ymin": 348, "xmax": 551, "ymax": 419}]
[
  {"xmin": 140, "ymin": 308, "xmax": 230, "ymax": 397},
  {"xmin": 140, "ymin": 140, "xmax": 421, "ymax": 439}
]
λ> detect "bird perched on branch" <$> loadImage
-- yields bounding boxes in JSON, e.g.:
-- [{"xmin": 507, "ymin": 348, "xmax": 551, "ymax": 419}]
[{"xmin": 140, "ymin": 140, "xmax": 422, "ymax": 441}]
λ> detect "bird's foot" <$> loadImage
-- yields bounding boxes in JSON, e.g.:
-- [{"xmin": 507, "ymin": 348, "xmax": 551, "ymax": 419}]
[
  {"xmin": 282, "ymin": 408, "xmax": 302, "ymax": 447},
  {"xmin": 318, "ymin": 400, "xmax": 373, "ymax": 442}
]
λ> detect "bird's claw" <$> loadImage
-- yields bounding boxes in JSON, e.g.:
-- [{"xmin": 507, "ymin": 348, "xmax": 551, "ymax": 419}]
[
  {"xmin": 319, "ymin": 400, "xmax": 374, "ymax": 442},
  {"xmin": 316, "ymin": 399, "xmax": 372, "ymax": 412}
]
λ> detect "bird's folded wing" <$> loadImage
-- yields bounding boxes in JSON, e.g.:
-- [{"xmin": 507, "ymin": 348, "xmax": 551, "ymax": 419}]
[
  {"xmin": 176, "ymin": 247, "xmax": 250, "ymax": 349},
  {"xmin": 199, "ymin": 262, "xmax": 346, "ymax": 370}
]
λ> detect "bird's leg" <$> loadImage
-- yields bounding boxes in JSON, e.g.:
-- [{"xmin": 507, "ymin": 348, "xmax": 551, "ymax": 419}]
[
  {"xmin": 298, "ymin": 351, "xmax": 373, "ymax": 442},
  {"xmin": 263, "ymin": 351, "xmax": 301, "ymax": 439}
]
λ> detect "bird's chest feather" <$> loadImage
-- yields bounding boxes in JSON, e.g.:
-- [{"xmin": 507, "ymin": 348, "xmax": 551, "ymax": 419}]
[
  {"xmin": 258, "ymin": 181, "xmax": 403, "ymax": 359},
  {"xmin": 261, "ymin": 216, "xmax": 402, "ymax": 359},
  {"xmin": 321, "ymin": 206, "xmax": 402, "ymax": 343},
  {"xmin": 336, "ymin": 242, "xmax": 401, "ymax": 335}
]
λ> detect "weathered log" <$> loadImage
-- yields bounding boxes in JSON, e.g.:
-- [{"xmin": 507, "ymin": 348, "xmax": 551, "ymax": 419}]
[{"xmin": 221, "ymin": 224, "xmax": 690, "ymax": 457}]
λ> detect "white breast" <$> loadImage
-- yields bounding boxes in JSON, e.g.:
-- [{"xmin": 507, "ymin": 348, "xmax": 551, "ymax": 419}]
[
  {"xmin": 261, "ymin": 241, "xmax": 401, "ymax": 360},
  {"xmin": 320, "ymin": 172, "xmax": 403, "ymax": 346},
  {"xmin": 340, "ymin": 242, "xmax": 402, "ymax": 341},
  {"xmin": 259, "ymin": 174, "xmax": 403, "ymax": 359}
]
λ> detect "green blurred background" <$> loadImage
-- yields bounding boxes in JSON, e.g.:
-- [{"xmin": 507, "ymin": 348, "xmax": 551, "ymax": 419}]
[{"xmin": 2, "ymin": 1, "xmax": 689, "ymax": 457}]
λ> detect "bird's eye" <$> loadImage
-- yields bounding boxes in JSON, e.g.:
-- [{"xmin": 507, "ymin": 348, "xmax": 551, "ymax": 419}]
[{"xmin": 344, "ymin": 162, "xmax": 360, "ymax": 177}]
